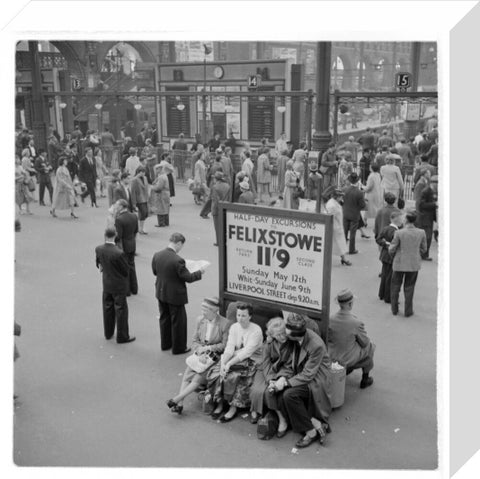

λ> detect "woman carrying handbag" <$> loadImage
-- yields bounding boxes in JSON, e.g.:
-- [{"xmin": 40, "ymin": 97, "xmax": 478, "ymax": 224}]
[{"xmin": 166, "ymin": 297, "xmax": 231, "ymax": 415}]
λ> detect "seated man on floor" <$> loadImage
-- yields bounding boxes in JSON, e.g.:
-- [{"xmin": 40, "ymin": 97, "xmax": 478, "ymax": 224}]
[{"xmin": 328, "ymin": 289, "xmax": 376, "ymax": 389}]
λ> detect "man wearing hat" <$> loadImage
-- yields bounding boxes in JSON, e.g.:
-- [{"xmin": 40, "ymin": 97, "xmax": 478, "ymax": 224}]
[
  {"xmin": 342, "ymin": 172, "xmax": 366, "ymax": 255},
  {"xmin": 271, "ymin": 314, "xmax": 333, "ymax": 448},
  {"xmin": 328, "ymin": 289, "xmax": 375, "ymax": 388},
  {"xmin": 389, "ymin": 209, "xmax": 427, "ymax": 317},
  {"xmin": 211, "ymin": 171, "xmax": 231, "ymax": 246},
  {"xmin": 238, "ymin": 178, "xmax": 255, "ymax": 204}
]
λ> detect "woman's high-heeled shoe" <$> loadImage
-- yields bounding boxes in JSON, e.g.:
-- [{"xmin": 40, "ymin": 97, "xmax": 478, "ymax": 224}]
[
  {"xmin": 171, "ymin": 404, "xmax": 183, "ymax": 415},
  {"xmin": 50, "ymin": 210, "xmax": 57, "ymax": 218},
  {"xmin": 71, "ymin": 213, "xmax": 78, "ymax": 219},
  {"xmin": 341, "ymin": 258, "xmax": 352, "ymax": 266}
]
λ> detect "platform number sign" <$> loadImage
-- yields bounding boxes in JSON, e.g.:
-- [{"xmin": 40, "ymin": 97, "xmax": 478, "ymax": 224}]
[
  {"xmin": 247, "ymin": 75, "xmax": 259, "ymax": 89},
  {"xmin": 72, "ymin": 78, "xmax": 81, "ymax": 90},
  {"xmin": 395, "ymin": 72, "xmax": 411, "ymax": 92}
]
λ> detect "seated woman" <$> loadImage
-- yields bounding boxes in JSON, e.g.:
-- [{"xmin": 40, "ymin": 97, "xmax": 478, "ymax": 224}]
[
  {"xmin": 249, "ymin": 317, "xmax": 292, "ymax": 437},
  {"xmin": 166, "ymin": 297, "xmax": 231, "ymax": 415},
  {"xmin": 207, "ymin": 302, "xmax": 263, "ymax": 423}
]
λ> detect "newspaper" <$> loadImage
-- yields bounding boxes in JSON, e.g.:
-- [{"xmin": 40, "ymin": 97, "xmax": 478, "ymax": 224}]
[{"xmin": 185, "ymin": 259, "xmax": 211, "ymax": 273}]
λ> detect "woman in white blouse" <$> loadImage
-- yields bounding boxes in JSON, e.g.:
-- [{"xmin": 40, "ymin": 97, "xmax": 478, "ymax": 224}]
[{"xmin": 207, "ymin": 302, "xmax": 263, "ymax": 423}]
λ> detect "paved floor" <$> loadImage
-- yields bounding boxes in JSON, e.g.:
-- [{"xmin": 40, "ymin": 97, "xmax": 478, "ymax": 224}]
[{"xmin": 13, "ymin": 185, "xmax": 438, "ymax": 469}]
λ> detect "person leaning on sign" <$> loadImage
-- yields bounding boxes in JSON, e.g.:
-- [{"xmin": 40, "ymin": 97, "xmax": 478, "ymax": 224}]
[{"xmin": 328, "ymin": 289, "xmax": 375, "ymax": 389}]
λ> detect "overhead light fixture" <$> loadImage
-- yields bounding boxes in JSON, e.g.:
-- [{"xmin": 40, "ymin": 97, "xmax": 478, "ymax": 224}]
[
  {"xmin": 134, "ymin": 103, "xmax": 142, "ymax": 110},
  {"xmin": 94, "ymin": 103, "xmax": 103, "ymax": 110},
  {"xmin": 258, "ymin": 96, "xmax": 265, "ymax": 102},
  {"xmin": 59, "ymin": 102, "xmax": 67, "ymax": 109},
  {"xmin": 203, "ymin": 43, "xmax": 212, "ymax": 55},
  {"xmin": 176, "ymin": 102, "xmax": 185, "ymax": 111},
  {"xmin": 363, "ymin": 107, "xmax": 373, "ymax": 115},
  {"xmin": 277, "ymin": 105, "xmax": 286, "ymax": 113}
]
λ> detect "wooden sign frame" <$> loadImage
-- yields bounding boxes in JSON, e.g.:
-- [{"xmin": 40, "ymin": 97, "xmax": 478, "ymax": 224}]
[{"xmin": 218, "ymin": 202, "xmax": 333, "ymax": 339}]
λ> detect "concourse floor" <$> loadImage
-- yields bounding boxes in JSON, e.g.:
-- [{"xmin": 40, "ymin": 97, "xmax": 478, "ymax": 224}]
[{"xmin": 13, "ymin": 185, "xmax": 439, "ymax": 470}]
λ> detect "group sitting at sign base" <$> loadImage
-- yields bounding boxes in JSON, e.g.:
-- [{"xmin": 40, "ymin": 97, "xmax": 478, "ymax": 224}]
[{"xmin": 166, "ymin": 290, "xmax": 375, "ymax": 448}]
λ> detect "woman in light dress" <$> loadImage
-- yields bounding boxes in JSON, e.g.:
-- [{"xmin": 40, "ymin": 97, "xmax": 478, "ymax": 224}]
[
  {"xmin": 364, "ymin": 163, "xmax": 383, "ymax": 219},
  {"xmin": 15, "ymin": 155, "xmax": 32, "ymax": 214},
  {"xmin": 283, "ymin": 160, "xmax": 300, "ymax": 210},
  {"xmin": 324, "ymin": 187, "xmax": 351, "ymax": 266},
  {"xmin": 51, "ymin": 156, "xmax": 78, "ymax": 219},
  {"xmin": 380, "ymin": 156, "xmax": 404, "ymax": 205},
  {"xmin": 149, "ymin": 163, "xmax": 172, "ymax": 227}
]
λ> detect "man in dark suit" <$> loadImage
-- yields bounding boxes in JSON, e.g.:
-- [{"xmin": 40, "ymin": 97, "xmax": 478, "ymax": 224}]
[
  {"xmin": 342, "ymin": 172, "xmax": 366, "ymax": 255},
  {"xmin": 389, "ymin": 209, "xmax": 427, "ymax": 317},
  {"xmin": 113, "ymin": 172, "xmax": 134, "ymax": 211},
  {"xmin": 358, "ymin": 127, "xmax": 375, "ymax": 156},
  {"xmin": 79, "ymin": 147, "xmax": 98, "ymax": 207},
  {"xmin": 151, "ymin": 233, "xmax": 204, "ymax": 354},
  {"xmin": 95, "ymin": 227, "xmax": 135, "ymax": 344},
  {"xmin": 211, "ymin": 172, "xmax": 231, "ymax": 246},
  {"xmin": 34, "ymin": 149, "xmax": 53, "ymax": 206},
  {"xmin": 376, "ymin": 211, "xmax": 404, "ymax": 303},
  {"xmin": 114, "ymin": 199, "xmax": 139, "ymax": 295},
  {"xmin": 328, "ymin": 289, "xmax": 375, "ymax": 389}
]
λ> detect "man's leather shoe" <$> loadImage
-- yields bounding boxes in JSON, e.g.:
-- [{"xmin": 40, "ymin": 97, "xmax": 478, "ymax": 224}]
[
  {"xmin": 105, "ymin": 335, "xmax": 113, "ymax": 340},
  {"xmin": 276, "ymin": 427, "xmax": 289, "ymax": 438},
  {"xmin": 360, "ymin": 376, "xmax": 374, "ymax": 389},
  {"xmin": 405, "ymin": 312, "xmax": 414, "ymax": 317},
  {"xmin": 295, "ymin": 432, "xmax": 319, "ymax": 448},
  {"xmin": 348, "ymin": 250, "xmax": 359, "ymax": 255},
  {"xmin": 117, "ymin": 336, "xmax": 136, "ymax": 344},
  {"xmin": 422, "ymin": 257, "xmax": 433, "ymax": 261},
  {"xmin": 173, "ymin": 347, "xmax": 191, "ymax": 355}
]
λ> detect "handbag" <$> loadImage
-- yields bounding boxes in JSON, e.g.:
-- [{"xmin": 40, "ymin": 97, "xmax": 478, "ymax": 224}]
[
  {"xmin": 27, "ymin": 177, "xmax": 36, "ymax": 192},
  {"xmin": 292, "ymin": 186, "xmax": 305, "ymax": 200},
  {"xmin": 257, "ymin": 411, "xmax": 279, "ymax": 440},
  {"xmin": 186, "ymin": 351, "xmax": 215, "ymax": 374}
]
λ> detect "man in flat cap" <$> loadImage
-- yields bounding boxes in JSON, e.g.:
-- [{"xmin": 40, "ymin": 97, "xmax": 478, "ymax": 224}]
[
  {"xmin": 211, "ymin": 171, "xmax": 231, "ymax": 246},
  {"xmin": 328, "ymin": 289, "xmax": 375, "ymax": 389},
  {"xmin": 271, "ymin": 313, "xmax": 333, "ymax": 448}
]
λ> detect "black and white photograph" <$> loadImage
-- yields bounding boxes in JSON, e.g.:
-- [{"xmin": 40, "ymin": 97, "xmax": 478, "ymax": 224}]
[{"xmin": 6, "ymin": 1, "xmax": 467, "ymax": 477}]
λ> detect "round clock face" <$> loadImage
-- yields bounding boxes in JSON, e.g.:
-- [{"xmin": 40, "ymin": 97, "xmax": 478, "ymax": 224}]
[{"xmin": 213, "ymin": 66, "xmax": 224, "ymax": 79}]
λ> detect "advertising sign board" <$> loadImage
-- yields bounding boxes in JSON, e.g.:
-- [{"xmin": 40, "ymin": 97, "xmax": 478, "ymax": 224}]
[{"xmin": 219, "ymin": 203, "xmax": 333, "ymax": 337}]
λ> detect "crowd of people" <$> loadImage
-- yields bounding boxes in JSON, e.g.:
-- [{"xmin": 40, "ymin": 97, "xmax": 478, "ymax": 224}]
[{"xmin": 15, "ymin": 116, "xmax": 438, "ymax": 447}]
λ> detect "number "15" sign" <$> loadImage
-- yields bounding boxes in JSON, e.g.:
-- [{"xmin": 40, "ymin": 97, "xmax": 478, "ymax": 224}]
[{"xmin": 395, "ymin": 72, "xmax": 411, "ymax": 90}]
